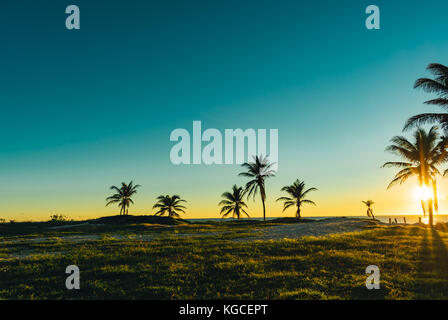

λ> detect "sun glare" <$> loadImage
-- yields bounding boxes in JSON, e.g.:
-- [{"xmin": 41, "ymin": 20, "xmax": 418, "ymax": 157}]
[{"xmin": 415, "ymin": 186, "xmax": 432, "ymax": 201}]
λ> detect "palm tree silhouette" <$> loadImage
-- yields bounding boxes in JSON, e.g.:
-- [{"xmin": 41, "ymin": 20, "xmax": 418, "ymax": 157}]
[
  {"xmin": 153, "ymin": 195, "xmax": 187, "ymax": 218},
  {"xmin": 276, "ymin": 179, "xmax": 317, "ymax": 219},
  {"xmin": 105, "ymin": 181, "xmax": 140, "ymax": 215},
  {"xmin": 404, "ymin": 63, "xmax": 448, "ymax": 131},
  {"xmin": 382, "ymin": 126, "xmax": 446, "ymax": 227},
  {"xmin": 362, "ymin": 200, "xmax": 375, "ymax": 219},
  {"xmin": 239, "ymin": 155, "xmax": 276, "ymax": 221},
  {"xmin": 219, "ymin": 185, "xmax": 249, "ymax": 220}
]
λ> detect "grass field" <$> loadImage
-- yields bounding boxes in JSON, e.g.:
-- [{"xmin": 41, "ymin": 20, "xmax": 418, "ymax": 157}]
[{"xmin": 1, "ymin": 216, "xmax": 448, "ymax": 300}]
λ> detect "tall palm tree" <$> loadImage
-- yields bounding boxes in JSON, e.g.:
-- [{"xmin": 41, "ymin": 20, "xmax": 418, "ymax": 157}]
[
  {"xmin": 105, "ymin": 181, "xmax": 140, "ymax": 215},
  {"xmin": 239, "ymin": 155, "xmax": 276, "ymax": 221},
  {"xmin": 382, "ymin": 126, "xmax": 445, "ymax": 227},
  {"xmin": 362, "ymin": 200, "xmax": 375, "ymax": 219},
  {"xmin": 218, "ymin": 185, "xmax": 249, "ymax": 220},
  {"xmin": 404, "ymin": 63, "xmax": 448, "ymax": 214},
  {"xmin": 404, "ymin": 63, "xmax": 448, "ymax": 132},
  {"xmin": 153, "ymin": 195, "xmax": 187, "ymax": 218},
  {"xmin": 276, "ymin": 179, "xmax": 317, "ymax": 219}
]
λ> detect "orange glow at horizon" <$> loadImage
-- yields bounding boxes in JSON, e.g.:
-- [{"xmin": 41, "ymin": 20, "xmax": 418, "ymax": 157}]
[{"xmin": 5, "ymin": 176, "xmax": 448, "ymax": 222}]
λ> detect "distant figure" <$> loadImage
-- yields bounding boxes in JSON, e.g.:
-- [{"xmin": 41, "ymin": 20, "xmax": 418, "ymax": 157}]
[
  {"xmin": 419, "ymin": 217, "xmax": 422, "ymax": 224},
  {"xmin": 362, "ymin": 200, "xmax": 375, "ymax": 219},
  {"xmin": 389, "ymin": 218, "xmax": 392, "ymax": 224},
  {"xmin": 394, "ymin": 218, "xmax": 398, "ymax": 224},
  {"xmin": 403, "ymin": 217, "xmax": 407, "ymax": 225}
]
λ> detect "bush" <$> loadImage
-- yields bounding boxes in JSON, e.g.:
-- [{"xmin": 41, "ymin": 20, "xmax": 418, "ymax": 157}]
[{"xmin": 49, "ymin": 214, "xmax": 71, "ymax": 223}]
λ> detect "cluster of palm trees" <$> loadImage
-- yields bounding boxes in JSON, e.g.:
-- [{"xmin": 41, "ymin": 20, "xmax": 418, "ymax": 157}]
[
  {"xmin": 105, "ymin": 64, "xmax": 448, "ymax": 226},
  {"xmin": 383, "ymin": 63, "xmax": 448, "ymax": 227},
  {"xmin": 219, "ymin": 155, "xmax": 317, "ymax": 220},
  {"xmin": 106, "ymin": 181, "xmax": 187, "ymax": 218},
  {"xmin": 105, "ymin": 156, "xmax": 318, "ymax": 221}
]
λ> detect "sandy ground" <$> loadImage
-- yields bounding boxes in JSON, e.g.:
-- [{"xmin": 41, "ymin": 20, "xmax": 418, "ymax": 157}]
[
  {"xmin": 240, "ymin": 217, "xmax": 376, "ymax": 241},
  {"xmin": 1, "ymin": 218, "xmax": 378, "ymax": 259},
  {"xmin": 47, "ymin": 223, "xmax": 90, "ymax": 229}
]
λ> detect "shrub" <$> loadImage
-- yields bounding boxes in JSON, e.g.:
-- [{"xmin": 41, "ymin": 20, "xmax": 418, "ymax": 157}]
[{"xmin": 49, "ymin": 214, "xmax": 71, "ymax": 222}]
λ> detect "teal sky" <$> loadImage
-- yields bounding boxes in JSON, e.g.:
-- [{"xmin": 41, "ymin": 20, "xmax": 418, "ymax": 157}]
[{"xmin": 1, "ymin": 0, "xmax": 448, "ymax": 220}]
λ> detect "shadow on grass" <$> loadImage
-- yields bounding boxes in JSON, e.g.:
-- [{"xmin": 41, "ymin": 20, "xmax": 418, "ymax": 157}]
[
  {"xmin": 414, "ymin": 228, "xmax": 448, "ymax": 298},
  {"xmin": 350, "ymin": 285, "xmax": 389, "ymax": 300}
]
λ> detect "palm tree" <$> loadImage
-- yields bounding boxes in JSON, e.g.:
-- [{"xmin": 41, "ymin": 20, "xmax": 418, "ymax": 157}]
[
  {"xmin": 105, "ymin": 181, "xmax": 140, "ymax": 215},
  {"xmin": 362, "ymin": 200, "xmax": 375, "ymax": 219},
  {"xmin": 404, "ymin": 63, "xmax": 448, "ymax": 213},
  {"xmin": 218, "ymin": 185, "xmax": 249, "ymax": 220},
  {"xmin": 276, "ymin": 179, "xmax": 317, "ymax": 219},
  {"xmin": 239, "ymin": 155, "xmax": 276, "ymax": 221},
  {"xmin": 382, "ymin": 126, "xmax": 445, "ymax": 227},
  {"xmin": 404, "ymin": 63, "xmax": 448, "ymax": 132},
  {"xmin": 153, "ymin": 195, "xmax": 187, "ymax": 218}
]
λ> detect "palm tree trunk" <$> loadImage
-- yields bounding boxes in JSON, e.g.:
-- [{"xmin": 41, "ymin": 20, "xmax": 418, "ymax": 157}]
[
  {"xmin": 428, "ymin": 198, "xmax": 434, "ymax": 227},
  {"xmin": 296, "ymin": 208, "xmax": 301, "ymax": 219},
  {"xmin": 432, "ymin": 179, "xmax": 438, "ymax": 214},
  {"xmin": 421, "ymin": 200, "xmax": 427, "ymax": 216},
  {"xmin": 261, "ymin": 196, "xmax": 266, "ymax": 221}
]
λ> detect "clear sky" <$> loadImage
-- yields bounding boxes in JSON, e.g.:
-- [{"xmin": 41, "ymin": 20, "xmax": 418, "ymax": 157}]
[{"xmin": 1, "ymin": 0, "xmax": 448, "ymax": 221}]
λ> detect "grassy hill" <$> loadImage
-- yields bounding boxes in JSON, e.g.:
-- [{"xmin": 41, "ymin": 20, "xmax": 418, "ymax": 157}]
[{"xmin": 1, "ymin": 217, "xmax": 448, "ymax": 299}]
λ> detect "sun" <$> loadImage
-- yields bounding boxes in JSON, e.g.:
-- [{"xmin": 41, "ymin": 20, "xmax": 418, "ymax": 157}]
[{"xmin": 415, "ymin": 186, "xmax": 432, "ymax": 201}]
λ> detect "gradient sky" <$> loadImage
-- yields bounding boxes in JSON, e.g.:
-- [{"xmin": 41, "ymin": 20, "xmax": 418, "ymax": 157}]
[{"xmin": 1, "ymin": 0, "xmax": 448, "ymax": 220}]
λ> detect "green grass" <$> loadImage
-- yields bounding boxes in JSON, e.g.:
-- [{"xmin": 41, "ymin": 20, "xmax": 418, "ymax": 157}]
[{"xmin": 1, "ymin": 218, "xmax": 447, "ymax": 300}]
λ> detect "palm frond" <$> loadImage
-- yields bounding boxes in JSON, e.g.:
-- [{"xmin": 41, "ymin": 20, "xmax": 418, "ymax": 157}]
[{"xmin": 403, "ymin": 113, "xmax": 448, "ymax": 131}]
